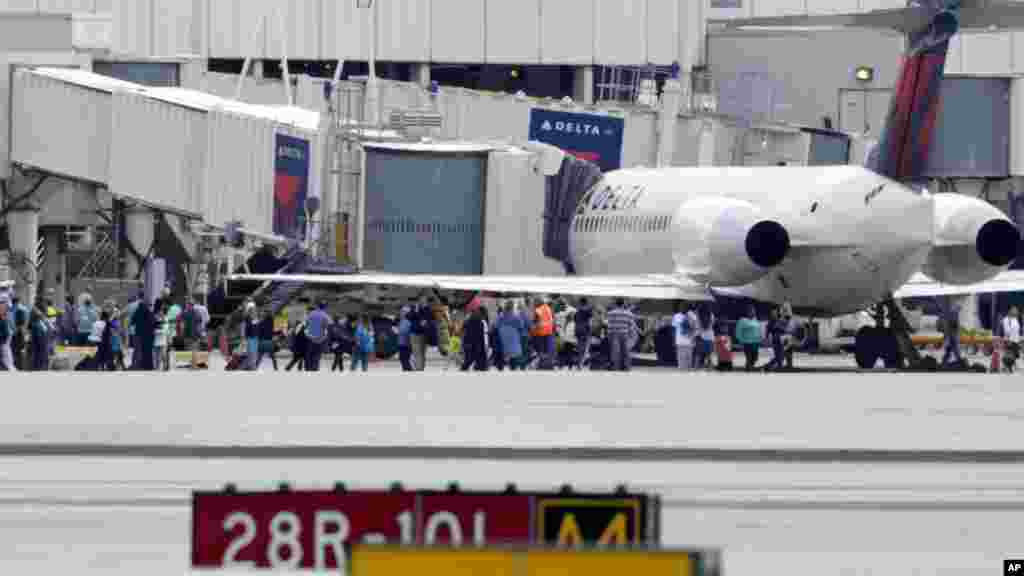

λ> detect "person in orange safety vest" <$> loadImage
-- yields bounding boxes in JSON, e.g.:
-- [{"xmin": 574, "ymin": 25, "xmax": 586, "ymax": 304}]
[{"xmin": 531, "ymin": 297, "xmax": 555, "ymax": 369}]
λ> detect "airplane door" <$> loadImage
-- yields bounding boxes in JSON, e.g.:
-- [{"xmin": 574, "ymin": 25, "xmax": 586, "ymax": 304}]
[{"xmin": 839, "ymin": 90, "xmax": 868, "ymax": 135}]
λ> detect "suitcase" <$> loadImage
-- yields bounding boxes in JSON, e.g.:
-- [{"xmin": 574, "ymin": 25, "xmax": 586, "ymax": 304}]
[{"xmin": 224, "ymin": 353, "xmax": 245, "ymax": 371}]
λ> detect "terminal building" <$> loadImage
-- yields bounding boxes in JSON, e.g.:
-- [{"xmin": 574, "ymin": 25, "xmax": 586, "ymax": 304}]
[{"xmin": 0, "ymin": 0, "xmax": 1022, "ymax": 332}]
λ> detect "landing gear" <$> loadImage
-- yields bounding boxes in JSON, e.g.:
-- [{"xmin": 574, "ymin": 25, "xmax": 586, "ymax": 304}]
[
  {"xmin": 853, "ymin": 300, "xmax": 926, "ymax": 371},
  {"xmin": 853, "ymin": 299, "xmax": 984, "ymax": 372}
]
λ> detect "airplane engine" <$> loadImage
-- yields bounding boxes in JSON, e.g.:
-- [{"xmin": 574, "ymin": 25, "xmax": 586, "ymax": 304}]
[
  {"xmin": 921, "ymin": 193, "xmax": 1019, "ymax": 285},
  {"xmin": 674, "ymin": 197, "xmax": 791, "ymax": 287}
]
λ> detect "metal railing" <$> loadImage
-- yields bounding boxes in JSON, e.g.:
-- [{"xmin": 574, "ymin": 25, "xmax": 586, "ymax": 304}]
[{"xmin": 73, "ymin": 229, "xmax": 118, "ymax": 281}]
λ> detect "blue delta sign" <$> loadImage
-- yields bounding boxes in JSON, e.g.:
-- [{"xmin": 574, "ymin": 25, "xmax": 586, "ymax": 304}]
[{"xmin": 528, "ymin": 108, "xmax": 625, "ymax": 173}]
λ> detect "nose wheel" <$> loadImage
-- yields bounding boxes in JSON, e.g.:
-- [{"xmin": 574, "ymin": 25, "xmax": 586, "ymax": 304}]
[{"xmin": 854, "ymin": 325, "xmax": 906, "ymax": 369}]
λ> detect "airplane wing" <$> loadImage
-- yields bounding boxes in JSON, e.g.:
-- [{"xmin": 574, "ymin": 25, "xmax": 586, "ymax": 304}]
[
  {"xmin": 893, "ymin": 270, "xmax": 1024, "ymax": 299},
  {"xmin": 228, "ymin": 272, "xmax": 715, "ymax": 302}
]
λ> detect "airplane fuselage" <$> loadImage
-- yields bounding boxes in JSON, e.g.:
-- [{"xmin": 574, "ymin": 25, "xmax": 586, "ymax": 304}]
[{"xmin": 568, "ymin": 165, "xmax": 936, "ymax": 317}]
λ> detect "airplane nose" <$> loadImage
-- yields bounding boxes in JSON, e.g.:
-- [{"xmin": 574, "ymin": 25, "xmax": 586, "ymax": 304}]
[
  {"xmin": 976, "ymin": 219, "xmax": 1019, "ymax": 267},
  {"xmin": 745, "ymin": 220, "xmax": 790, "ymax": 268}
]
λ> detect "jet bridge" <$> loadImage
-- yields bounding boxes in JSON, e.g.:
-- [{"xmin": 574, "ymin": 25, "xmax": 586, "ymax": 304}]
[{"xmin": 3, "ymin": 66, "xmax": 327, "ymax": 304}]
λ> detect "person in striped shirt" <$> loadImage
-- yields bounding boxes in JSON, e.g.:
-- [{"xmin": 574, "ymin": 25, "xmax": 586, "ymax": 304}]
[{"xmin": 606, "ymin": 298, "xmax": 638, "ymax": 372}]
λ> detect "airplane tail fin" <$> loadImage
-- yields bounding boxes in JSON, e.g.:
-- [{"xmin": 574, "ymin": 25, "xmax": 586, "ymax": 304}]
[{"xmin": 864, "ymin": 1, "xmax": 960, "ymax": 183}]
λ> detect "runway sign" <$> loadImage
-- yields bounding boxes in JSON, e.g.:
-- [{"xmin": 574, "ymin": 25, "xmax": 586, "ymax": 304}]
[
  {"xmin": 192, "ymin": 488, "xmax": 659, "ymax": 570},
  {"xmin": 350, "ymin": 546, "xmax": 695, "ymax": 576},
  {"xmin": 536, "ymin": 496, "xmax": 645, "ymax": 546}
]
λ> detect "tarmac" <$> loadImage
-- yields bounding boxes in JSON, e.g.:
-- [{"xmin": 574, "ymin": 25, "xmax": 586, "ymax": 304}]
[{"xmin": 2, "ymin": 352, "xmax": 1023, "ymax": 574}]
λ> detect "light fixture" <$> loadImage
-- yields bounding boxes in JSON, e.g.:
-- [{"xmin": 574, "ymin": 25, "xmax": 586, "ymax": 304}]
[{"xmin": 855, "ymin": 66, "xmax": 874, "ymax": 83}]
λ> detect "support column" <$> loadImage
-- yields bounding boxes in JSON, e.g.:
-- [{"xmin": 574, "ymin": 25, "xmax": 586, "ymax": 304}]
[
  {"xmin": 573, "ymin": 66, "xmax": 594, "ymax": 105},
  {"xmin": 656, "ymin": 79, "xmax": 683, "ymax": 168},
  {"xmin": 123, "ymin": 208, "xmax": 155, "ymax": 281},
  {"xmin": 697, "ymin": 118, "xmax": 717, "ymax": 166},
  {"xmin": 8, "ymin": 205, "xmax": 39, "ymax": 305},
  {"xmin": 42, "ymin": 228, "xmax": 65, "ymax": 306},
  {"xmin": 414, "ymin": 63, "xmax": 431, "ymax": 90}
]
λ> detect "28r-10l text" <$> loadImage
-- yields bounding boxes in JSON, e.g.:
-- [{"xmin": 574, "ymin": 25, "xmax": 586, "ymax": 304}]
[{"xmin": 221, "ymin": 509, "xmax": 486, "ymax": 569}]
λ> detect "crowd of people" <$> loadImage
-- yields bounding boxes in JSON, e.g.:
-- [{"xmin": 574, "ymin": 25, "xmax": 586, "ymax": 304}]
[
  {"xmin": 11, "ymin": 280, "xmax": 1019, "ymax": 373},
  {"xmin": 0, "ymin": 285, "xmax": 209, "ymax": 372}
]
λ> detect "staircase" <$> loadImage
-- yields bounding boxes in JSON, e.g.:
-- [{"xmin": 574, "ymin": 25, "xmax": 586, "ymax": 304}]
[
  {"xmin": 73, "ymin": 230, "xmax": 118, "ymax": 281},
  {"xmin": 205, "ymin": 246, "xmax": 301, "ymax": 331},
  {"xmin": 206, "ymin": 246, "xmax": 357, "ymax": 332}
]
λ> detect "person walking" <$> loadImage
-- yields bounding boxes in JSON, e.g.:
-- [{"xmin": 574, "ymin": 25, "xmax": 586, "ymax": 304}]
[
  {"xmin": 409, "ymin": 298, "xmax": 428, "ymax": 372},
  {"xmin": 257, "ymin": 308, "xmax": 278, "ymax": 371},
  {"xmin": 29, "ymin": 305, "xmax": 50, "ymax": 371},
  {"xmin": 398, "ymin": 307, "xmax": 414, "ymax": 371},
  {"xmin": 1002, "ymin": 307, "xmax": 1022, "ymax": 372},
  {"xmin": 460, "ymin": 307, "xmax": 488, "ymax": 372},
  {"xmin": 484, "ymin": 306, "xmax": 504, "ymax": 371},
  {"xmin": 329, "ymin": 315, "xmax": 353, "ymax": 372},
  {"xmin": 941, "ymin": 299, "xmax": 963, "ymax": 368},
  {"xmin": 531, "ymin": 298, "xmax": 556, "ymax": 370},
  {"xmin": 574, "ymin": 298, "xmax": 594, "ymax": 369},
  {"xmin": 76, "ymin": 294, "xmax": 98, "ymax": 347},
  {"xmin": 735, "ymin": 306, "xmax": 763, "ymax": 372},
  {"xmin": 607, "ymin": 298, "xmax": 638, "ymax": 371},
  {"xmin": 242, "ymin": 304, "xmax": 260, "ymax": 371},
  {"xmin": 124, "ymin": 292, "xmax": 143, "ymax": 370},
  {"xmin": 62, "ymin": 295, "xmax": 77, "ymax": 346},
  {"xmin": 304, "ymin": 302, "xmax": 332, "ymax": 372},
  {"xmin": 132, "ymin": 300, "xmax": 156, "ymax": 371},
  {"xmin": 671, "ymin": 303, "xmax": 695, "ymax": 371},
  {"xmin": 694, "ymin": 305, "xmax": 715, "ymax": 370},
  {"xmin": 285, "ymin": 321, "xmax": 307, "ymax": 371},
  {"xmin": 0, "ymin": 293, "xmax": 11, "ymax": 371},
  {"xmin": 432, "ymin": 295, "xmax": 452, "ymax": 358},
  {"xmin": 352, "ymin": 315, "xmax": 373, "ymax": 372},
  {"xmin": 764, "ymin": 308, "xmax": 787, "ymax": 371},
  {"xmin": 781, "ymin": 304, "xmax": 804, "ymax": 369},
  {"xmin": 110, "ymin": 315, "xmax": 126, "ymax": 371},
  {"xmin": 11, "ymin": 296, "xmax": 27, "ymax": 370},
  {"xmin": 496, "ymin": 301, "xmax": 526, "ymax": 370},
  {"xmin": 153, "ymin": 304, "xmax": 169, "ymax": 371}
]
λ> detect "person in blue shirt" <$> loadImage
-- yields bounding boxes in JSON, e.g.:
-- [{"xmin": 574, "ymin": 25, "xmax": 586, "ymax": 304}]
[
  {"xmin": 496, "ymin": 301, "xmax": 526, "ymax": 371},
  {"xmin": 352, "ymin": 315, "xmax": 373, "ymax": 372},
  {"xmin": 77, "ymin": 294, "xmax": 98, "ymax": 347},
  {"xmin": 398, "ymin": 307, "xmax": 413, "ymax": 372},
  {"xmin": 109, "ymin": 317, "xmax": 125, "ymax": 370},
  {"xmin": 304, "ymin": 302, "xmax": 332, "ymax": 371}
]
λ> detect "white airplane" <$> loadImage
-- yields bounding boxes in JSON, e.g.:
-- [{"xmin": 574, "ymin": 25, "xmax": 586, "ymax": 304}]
[{"xmin": 232, "ymin": 0, "xmax": 1024, "ymax": 368}]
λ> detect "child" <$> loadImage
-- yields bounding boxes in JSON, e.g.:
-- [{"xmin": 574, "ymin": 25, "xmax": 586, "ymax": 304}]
[
  {"xmin": 352, "ymin": 316, "xmax": 373, "ymax": 372},
  {"xmin": 110, "ymin": 317, "xmax": 125, "ymax": 371},
  {"xmin": 715, "ymin": 334, "xmax": 734, "ymax": 372}
]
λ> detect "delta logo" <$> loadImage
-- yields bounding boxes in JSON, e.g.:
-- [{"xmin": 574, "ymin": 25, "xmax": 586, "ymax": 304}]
[
  {"xmin": 277, "ymin": 145, "xmax": 305, "ymax": 161},
  {"xmin": 540, "ymin": 119, "xmax": 615, "ymax": 137}
]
